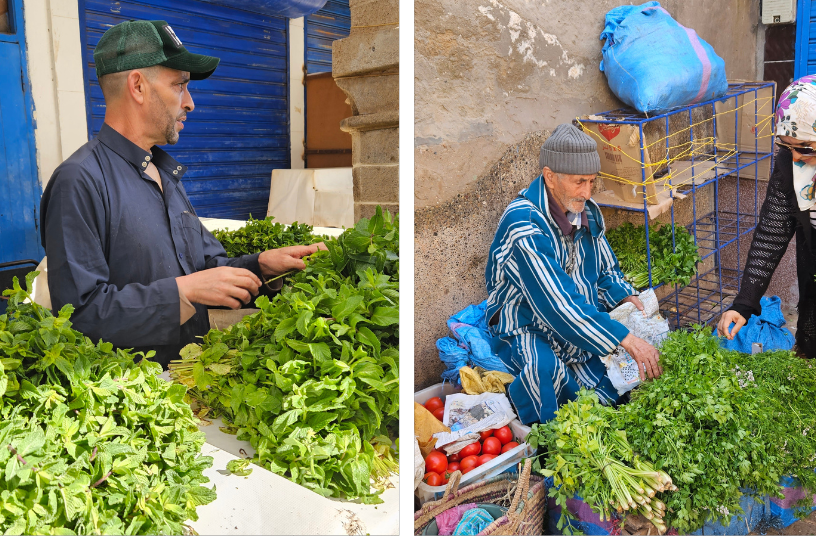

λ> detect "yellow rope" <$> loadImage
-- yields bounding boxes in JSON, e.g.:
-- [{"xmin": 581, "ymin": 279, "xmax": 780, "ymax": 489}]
[{"xmin": 576, "ymin": 93, "xmax": 775, "ymax": 198}]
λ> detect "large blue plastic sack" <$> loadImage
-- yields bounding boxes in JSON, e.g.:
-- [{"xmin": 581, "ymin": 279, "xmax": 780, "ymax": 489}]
[
  {"xmin": 436, "ymin": 301, "xmax": 511, "ymax": 385},
  {"xmin": 720, "ymin": 296, "xmax": 795, "ymax": 353},
  {"xmin": 599, "ymin": 1, "xmax": 727, "ymax": 113}
]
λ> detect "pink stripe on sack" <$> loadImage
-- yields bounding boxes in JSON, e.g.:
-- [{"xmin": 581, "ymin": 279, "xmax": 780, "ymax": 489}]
[
  {"xmin": 683, "ymin": 27, "xmax": 711, "ymax": 103},
  {"xmin": 643, "ymin": 6, "xmax": 710, "ymax": 103}
]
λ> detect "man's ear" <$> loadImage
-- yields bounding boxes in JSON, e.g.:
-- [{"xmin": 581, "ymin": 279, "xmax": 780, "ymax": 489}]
[
  {"xmin": 127, "ymin": 70, "xmax": 149, "ymax": 105},
  {"xmin": 542, "ymin": 167, "xmax": 556, "ymax": 189}
]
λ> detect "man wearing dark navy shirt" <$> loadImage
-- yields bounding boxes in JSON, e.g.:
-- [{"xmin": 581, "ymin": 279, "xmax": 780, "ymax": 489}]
[{"xmin": 40, "ymin": 20, "xmax": 321, "ymax": 368}]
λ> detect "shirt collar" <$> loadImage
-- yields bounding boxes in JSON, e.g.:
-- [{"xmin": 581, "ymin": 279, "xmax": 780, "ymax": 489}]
[{"xmin": 96, "ymin": 123, "xmax": 188, "ymax": 179}]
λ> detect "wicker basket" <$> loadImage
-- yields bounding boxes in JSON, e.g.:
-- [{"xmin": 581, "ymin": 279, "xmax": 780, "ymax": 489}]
[{"xmin": 414, "ymin": 459, "xmax": 547, "ymax": 536}]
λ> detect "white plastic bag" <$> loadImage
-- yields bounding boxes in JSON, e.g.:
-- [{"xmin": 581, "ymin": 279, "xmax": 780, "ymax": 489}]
[
  {"xmin": 414, "ymin": 436, "xmax": 425, "ymax": 492},
  {"xmin": 602, "ymin": 289, "xmax": 669, "ymax": 396}
]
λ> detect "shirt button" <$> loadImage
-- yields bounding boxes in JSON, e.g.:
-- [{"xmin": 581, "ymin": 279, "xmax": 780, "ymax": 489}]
[
  {"xmin": 173, "ymin": 170, "xmax": 178, "ymax": 175},
  {"xmin": 176, "ymin": 166, "xmax": 182, "ymax": 170},
  {"xmin": 145, "ymin": 156, "xmax": 151, "ymax": 161},
  {"xmin": 178, "ymin": 252, "xmax": 184, "ymax": 260}
]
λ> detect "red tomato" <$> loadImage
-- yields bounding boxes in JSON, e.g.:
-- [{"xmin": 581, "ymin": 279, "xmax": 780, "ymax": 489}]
[
  {"xmin": 459, "ymin": 441, "xmax": 481, "ymax": 458},
  {"xmin": 477, "ymin": 454, "xmax": 497, "ymax": 466},
  {"xmin": 494, "ymin": 426, "xmax": 513, "ymax": 445},
  {"xmin": 424, "ymin": 397, "xmax": 444, "ymax": 412},
  {"xmin": 501, "ymin": 441, "xmax": 520, "ymax": 454},
  {"xmin": 447, "ymin": 462, "xmax": 460, "ymax": 472},
  {"xmin": 425, "ymin": 451, "xmax": 448, "ymax": 474},
  {"xmin": 479, "ymin": 429, "xmax": 495, "ymax": 441},
  {"xmin": 460, "ymin": 455, "xmax": 479, "ymax": 474},
  {"xmin": 432, "ymin": 407, "xmax": 445, "ymax": 421},
  {"xmin": 448, "ymin": 452, "xmax": 461, "ymax": 462},
  {"xmin": 482, "ymin": 437, "xmax": 502, "ymax": 455},
  {"xmin": 424, "ymin": 472, "xmax": 443, "ymax": 486}
]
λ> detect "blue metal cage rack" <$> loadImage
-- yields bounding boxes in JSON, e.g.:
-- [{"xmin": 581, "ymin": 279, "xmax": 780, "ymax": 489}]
[{"xmin": 578, "ymin": 82, "xmax": 777, "ymax": 329}]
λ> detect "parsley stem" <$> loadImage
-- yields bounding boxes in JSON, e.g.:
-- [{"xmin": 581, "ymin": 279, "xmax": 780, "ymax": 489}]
[{"xmin": 264, "ymin": 271, "xmax": 295, "ymax": 285}]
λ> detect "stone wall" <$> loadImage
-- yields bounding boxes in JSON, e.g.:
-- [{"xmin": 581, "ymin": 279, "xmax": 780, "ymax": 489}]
[
  {"xmin": 333, "ymin": 0, "xmax": 399, "ymax": 220},
  {"xmin": 414, "ymin": 0, "xmax": 768, "ymax": 390}
]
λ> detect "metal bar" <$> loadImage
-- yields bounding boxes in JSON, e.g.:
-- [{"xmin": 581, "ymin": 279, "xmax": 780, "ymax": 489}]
[{"xmin": 639, "ymin": 122, "xmax": 653, "ymax": 288}]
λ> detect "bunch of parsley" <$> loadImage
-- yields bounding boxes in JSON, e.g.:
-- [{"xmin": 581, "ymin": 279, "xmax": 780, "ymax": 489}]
[
  {"xmin": 606, "ymin": 222, "xmax": 701, "ymax": 289},
  {"xmin": 0, "ymin": 273, "xmax": 216, "ymax": 534},
  {"xmin": 211, "ymin": 217, "xmax": 323, "ymax": 258},
  {"xmin": 170, "ymin": 207, "xmax": 399, "ymax": 504},
  {"xmin": 619, "ymin": 328, "xmax": 816, "ymax": 532}
]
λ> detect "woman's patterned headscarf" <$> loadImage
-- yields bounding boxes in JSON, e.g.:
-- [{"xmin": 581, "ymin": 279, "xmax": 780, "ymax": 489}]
[{"xmin": 776, "ymin": 75, "xmax": 816, "ymax": 211}]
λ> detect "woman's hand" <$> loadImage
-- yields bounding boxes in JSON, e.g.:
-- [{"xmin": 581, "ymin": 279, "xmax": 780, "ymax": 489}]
[{"xmin": 717, "ymin": 310, "xmax": 747, "ymax": 340}]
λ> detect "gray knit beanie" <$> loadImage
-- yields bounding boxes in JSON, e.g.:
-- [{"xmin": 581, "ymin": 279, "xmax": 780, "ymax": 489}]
[{"xmin": 539, "ymin": 123, "xmax": 601, "ymax": 175}]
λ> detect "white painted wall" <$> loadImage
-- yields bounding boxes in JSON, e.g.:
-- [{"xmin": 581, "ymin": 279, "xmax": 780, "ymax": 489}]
[
  {"xmin": 23, "ymin": 0, "xmax": 87, "ymax": 187},
  {"xmin": 288, "ymin": 16, "xmax": 305, "ymax": 169}
]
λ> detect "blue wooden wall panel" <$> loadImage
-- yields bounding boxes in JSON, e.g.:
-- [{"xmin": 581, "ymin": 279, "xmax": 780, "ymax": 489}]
[
  {"xmin": 796, "ymin": 0, "xmax": 816, "ymax": 78},
  {"xmin": 0, "ymin": 0, "xmax": 45, "ymax": 265},
  {"xmin": 304, "ymin": 0, "xmax": 350, "ymax": 73},
  {"xmin": 79, "ymin": 0, "xmax": 290, "ymax": 219}
]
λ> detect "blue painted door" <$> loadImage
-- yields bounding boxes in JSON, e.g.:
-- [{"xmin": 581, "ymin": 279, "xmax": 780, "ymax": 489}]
[
  {"xmin": 796, "ymin": 0, "xmax": 816, "ymax": 78},
  {"xmin": 305, "ymin": 0, "xmax": 350, "ymax": 74},
  {"xmin": 0, "ymin": 2, "xmax": 44, "ymax": 264},
  {"xmin": 79, "ymin": 0, "xmax": 291, "ymax": 219}
]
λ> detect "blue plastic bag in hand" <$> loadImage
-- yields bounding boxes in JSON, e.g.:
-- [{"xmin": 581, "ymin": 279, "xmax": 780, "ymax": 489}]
[
  {"xmin": 600, "ymin": 1, "xmax": 727, "ymax": 113},
  {"xmin": 436, "ymin": 301, "xmax": 510, "ymax": 385},
  {"xmin": 720, "ymin": 296, "xmax": 795, "ymax": 353}
]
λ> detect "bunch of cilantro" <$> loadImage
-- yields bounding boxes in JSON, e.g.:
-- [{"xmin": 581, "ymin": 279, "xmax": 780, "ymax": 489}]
[
  {"xmin": 0, "ymin": 273, "xmax": 216, "ymax": 535},
  {"xmin": 211, "ymin": 217, "xmax": 323, "ymax": 258},
  {"xmin": 170, "ymin": 207, "xmax": 399, "ymax": 504},
  {"xmin": 606, "ymin": 221, "xmax": 701, "ymax": 289},
  {"xmin": 616, "ymin": 328, "xmax": 815, "ymax": 533}
]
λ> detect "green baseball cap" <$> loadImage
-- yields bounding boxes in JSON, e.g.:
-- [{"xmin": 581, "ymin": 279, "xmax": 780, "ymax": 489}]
[{"xmin": 93, "ymin": 20, "xmax": 220, "ymax": 80}]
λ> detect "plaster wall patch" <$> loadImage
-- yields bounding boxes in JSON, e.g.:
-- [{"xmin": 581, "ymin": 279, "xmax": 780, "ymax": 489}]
[{"xmin": 479, "ymin": 0, "xmax": 585, "ymax": 77}]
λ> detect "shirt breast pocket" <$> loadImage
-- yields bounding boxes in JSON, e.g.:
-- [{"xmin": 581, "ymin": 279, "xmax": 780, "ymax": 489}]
[{"xmin": 180, "ymin": 211, "xmax": 206, "ymax": 272}]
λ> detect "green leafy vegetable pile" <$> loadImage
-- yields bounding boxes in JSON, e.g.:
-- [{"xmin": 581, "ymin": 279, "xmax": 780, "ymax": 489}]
[
  {"xmin": 527, "ymin": 390, "xmax": 675, "ymax": 535},
  {"xmin": 528, "ymin": 327, "xmax": 816, "ymax": 534},
  {"xmin": 211, "ymin": 217, "xmax": 323, "ymax": 258},
  {"xmin": 170, "ymin": 207, "xmax": 399, "ymax": 504},
  {"xmin": 0, "ymin": 274, "xmax": 215, "ymax": 535},
  {"xmin": 606, "ymin": 222, "xmax": 702, "ymax": 289}
]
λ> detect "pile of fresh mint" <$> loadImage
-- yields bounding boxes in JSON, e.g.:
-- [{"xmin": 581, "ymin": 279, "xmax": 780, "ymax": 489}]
[
  {"xmin": 0, "ymin": 273, "xmax": 215, "ymax": 535},
  {"xmin": 170, "ymin": 207, "xmax": 399, "ymax": 504},
  {"xmin": 211, "ymin": 217, "xmax": 324, "ymax": 258},
  {"xmin": 606, "ymin": 221, "xmax": 701, "ymax": 289}
]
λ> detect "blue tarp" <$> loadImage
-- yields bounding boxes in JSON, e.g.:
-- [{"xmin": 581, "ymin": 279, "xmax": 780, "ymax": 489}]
[
  {"xmin": 720, "ymin": 296, "xmax": 795, "ymax": 354},
  {"xmin": 437, "ymin": 301, "xmax": 511, "ymax": 385}
]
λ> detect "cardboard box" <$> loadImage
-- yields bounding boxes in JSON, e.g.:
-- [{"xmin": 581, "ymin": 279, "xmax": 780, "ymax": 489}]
[
  {"xmin": 715, "ymin": 83, "xmax": 775, "ymax": 153},
  {"xmin": 582, "ymin": 121, "xmax": 665, "ymax": 205},
  {"xmin": 716, "ymin": 152, "xmax": 772, "ymax": 181}
]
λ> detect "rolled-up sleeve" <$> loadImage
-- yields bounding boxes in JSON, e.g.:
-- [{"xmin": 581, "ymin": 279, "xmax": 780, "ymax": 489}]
[
  {"xmin": 596, "ymin": 234, "xmax": 636, "ymax": 309},
  {"xmin": 507, "ymin": 231, "xmax": 630, "ymax": 357},
  {"xmin": 44, "ymin": 170, "xmax": 182, "ymax": 347}
]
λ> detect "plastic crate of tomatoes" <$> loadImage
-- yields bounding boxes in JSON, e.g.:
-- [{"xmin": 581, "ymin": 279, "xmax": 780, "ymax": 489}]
[{"xmin": 414, "ymin": 383, "xmax": 534, "ymax": 506}]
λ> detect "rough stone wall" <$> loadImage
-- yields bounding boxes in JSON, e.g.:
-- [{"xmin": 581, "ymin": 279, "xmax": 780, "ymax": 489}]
[
  {"xmin": 414, "ymin": 0, "xmax": 763, "ymax": 390},
  {"xmin": 333, "ymin": 0, "xmax": 399, "ymax": 220}
]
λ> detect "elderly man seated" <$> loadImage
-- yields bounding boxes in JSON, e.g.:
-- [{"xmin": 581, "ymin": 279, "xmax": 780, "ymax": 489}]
[{"xmin": 485, "ymin": 123, "xmax": 662, "ymax": 425}]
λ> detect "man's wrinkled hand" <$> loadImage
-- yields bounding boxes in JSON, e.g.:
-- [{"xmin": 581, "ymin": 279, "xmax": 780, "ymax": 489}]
[
  {"xmin": 621, "ymin": 333, "xmax": 662, "ymax": 381},
  {"xmin": 620, "ymin": 295, "xmax": 645, "ymax": 313},
  {"xmin": 259, "ymin": 242, "xmax": 327, "ymax": 277},
  {"xmin": 176, "ymin": 266, "xmax": 261, "ymax": 310}
]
